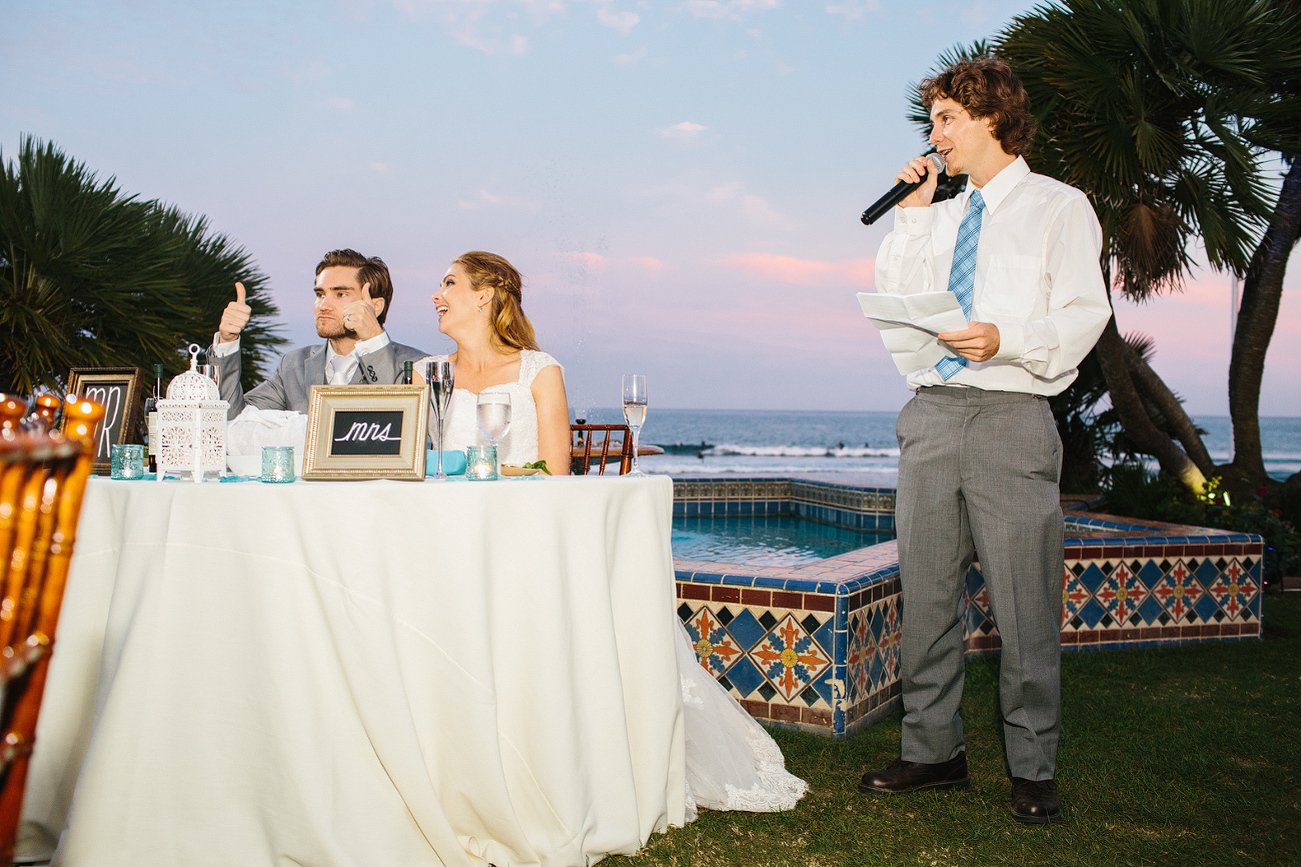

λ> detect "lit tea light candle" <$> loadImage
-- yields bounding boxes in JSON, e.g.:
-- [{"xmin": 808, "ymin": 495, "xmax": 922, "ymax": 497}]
[
  {"xmin": 261, "ymin": 446, "xmax": 295, "ymax": 483},
  {"xmin": 465, "ymin": 445, "xmax": 497, "ymax": 481}
]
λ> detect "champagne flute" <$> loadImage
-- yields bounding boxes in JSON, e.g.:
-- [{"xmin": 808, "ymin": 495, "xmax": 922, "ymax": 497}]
[
  {"xmin": 426, "ymin": 359, "xmax": 455, "ymax": 480},
  {"xmin": 476, "ymin": 393, "xmax": 512, "ymax": 464},
  {"xmin": 622, "ymin": 374, "xmax": 647, "ymax": 477}
]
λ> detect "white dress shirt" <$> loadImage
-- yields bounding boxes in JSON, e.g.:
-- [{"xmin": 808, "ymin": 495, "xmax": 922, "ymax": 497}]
[
  {"xmin": 324, "ymin": 332, "xmax": 391, "ymax": 383},
  {"xmin": 875, "ymin": 156, "xmax": 1112, "ymax": 395}
]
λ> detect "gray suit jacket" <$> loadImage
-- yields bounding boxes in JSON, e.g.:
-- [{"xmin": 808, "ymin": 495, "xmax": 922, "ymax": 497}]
[{"xmin": 212, "ymin": 338, "xmax": 430, "ymax": 419}]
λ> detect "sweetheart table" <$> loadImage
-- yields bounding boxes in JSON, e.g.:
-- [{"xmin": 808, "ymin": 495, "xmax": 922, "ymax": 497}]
[{"xmin": 21, "ymin": 474, "xmax": 687, "ymax": 866}]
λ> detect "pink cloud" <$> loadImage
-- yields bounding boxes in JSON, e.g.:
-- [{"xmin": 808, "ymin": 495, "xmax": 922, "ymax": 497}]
[
  {"xmin": 1115, "ymin": 276, "xmax": 1239, "ymax": 362},
  {"xmin": 716, "ymin": 252, "xmax": 876, "ymax": 288},
  {"xmin": 1113, "ymin": 275, "xmax": 1300, "ymax": 413},
  {"xmin": 556, "ymin": 251, "xmax": 608, "ymax": 266},
  {"xmin": 626, "ymin": 256, "xmax": 664, "ymax": 271},
  {"xmin": 661, "ymin": 121, "xmax": 706, "ymax": 140}
]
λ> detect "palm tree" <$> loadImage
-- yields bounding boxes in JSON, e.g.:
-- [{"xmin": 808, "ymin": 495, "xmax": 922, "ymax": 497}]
[
  {"xmin": 1227, "ymin": 2, "xmax": 1301, "ymax": 487},
  {"xmin": 0, "ymin": 136, "xmax": 284, "ymax": 395},
  {"xmin": 911, "ymin": 0, "xmax": 1301, "ymax": 491},
  {"xmin": 1228, "ymin": 157, "xmax": 1301, "ymax": 487}
]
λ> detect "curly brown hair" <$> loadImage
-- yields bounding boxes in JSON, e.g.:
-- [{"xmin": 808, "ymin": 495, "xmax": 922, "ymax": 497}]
[
  {"xmin": 315, "ymin": 249, "xmax": 394, "ymax": 326},
  {"xmin": 453, "ymin": 251, "xmax": 540, "ymax": 352},
  {"xmin": 920, "ymin": 57, "xmax": 1036, "ymax": 157}
]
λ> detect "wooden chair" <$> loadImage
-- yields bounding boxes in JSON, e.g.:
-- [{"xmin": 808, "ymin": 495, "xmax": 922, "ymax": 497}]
[
  {"xmin": 570, "ymin": 424, "xmax": 634, "ymax": 476},
  {"xmin": 0, "ymin": 397, "xmax": 102, "ymax": 864}
]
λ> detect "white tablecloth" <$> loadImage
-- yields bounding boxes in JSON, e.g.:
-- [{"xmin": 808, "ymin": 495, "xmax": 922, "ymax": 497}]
[{"xmin": 23, "ymin": 475, "xmax": 686, "ymax": 866}]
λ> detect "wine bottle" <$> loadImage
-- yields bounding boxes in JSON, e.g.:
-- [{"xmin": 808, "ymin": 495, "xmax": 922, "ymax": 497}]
[
  {"xmin": 147, "ymin": 363, "xmax": 163, "ymax": 473},
  {"xmin": 402, "ymin": 360, "xmax": 414, "ymax": 385}
]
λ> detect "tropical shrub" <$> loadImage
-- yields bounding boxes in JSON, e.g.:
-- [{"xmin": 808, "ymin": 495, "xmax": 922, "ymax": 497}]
[{"xmin": 0, "ymin": 136, "xmax": 284, "ymax": 394}]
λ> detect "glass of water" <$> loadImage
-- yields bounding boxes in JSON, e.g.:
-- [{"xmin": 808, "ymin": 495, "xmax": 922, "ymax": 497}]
[
  {"xmin": 621, "ymin": 374, "xmax": 647, "ymax": 477},
  {"xmin": 476, "ymin": 392, "xmax": 512, "ymax": 450}
]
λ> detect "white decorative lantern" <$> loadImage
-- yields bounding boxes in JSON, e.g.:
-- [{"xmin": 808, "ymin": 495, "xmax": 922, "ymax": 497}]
[{"xmin": 157, "ymin": 344, "xmax": 229, "ymax": 482}]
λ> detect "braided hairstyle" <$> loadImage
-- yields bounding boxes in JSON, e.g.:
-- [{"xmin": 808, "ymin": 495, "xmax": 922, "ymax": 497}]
[{"xmin": 453, "ymin": 251, "xmax": 540, "ymax": 352}]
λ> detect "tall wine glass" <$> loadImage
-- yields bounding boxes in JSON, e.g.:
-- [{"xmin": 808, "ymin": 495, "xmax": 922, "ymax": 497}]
[
  {"xmin": 426, "ymin": 359, "xmax": 455, "ymax": 480},
  {"xmin": 476, "ymin": 392, "xmax": 512, "ymax": 457},
  {"xmin": 622, "ymin": 374, "xmax": 647, "ymax": 477}
]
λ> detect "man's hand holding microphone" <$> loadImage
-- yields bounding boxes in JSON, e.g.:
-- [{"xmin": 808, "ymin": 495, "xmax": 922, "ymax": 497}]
[{"xmin": 864, "ymin": 152, "xmax": 1000, "ymax": 362}]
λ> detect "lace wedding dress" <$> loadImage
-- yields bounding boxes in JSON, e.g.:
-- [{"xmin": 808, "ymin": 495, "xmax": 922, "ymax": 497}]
[
  {"xmin": 416, "ymin": 348, "xmax": 808, "ymax": 818},
  {"xmin": 417, "ymin": 350, "xmax": 555, "ymax": 466},
  {"xmin": 674, "ymin": 620, "xmax": 808, "ymax": 818}
]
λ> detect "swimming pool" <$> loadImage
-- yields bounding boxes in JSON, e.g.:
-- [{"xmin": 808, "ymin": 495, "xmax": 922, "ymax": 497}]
[
  {"xmin": 672, "ymin": 514, "xmax": 893, "ymax": 566},
  {"xmin": 669, "ymin": 476, "xmax": 1264, "ymax": 738}
]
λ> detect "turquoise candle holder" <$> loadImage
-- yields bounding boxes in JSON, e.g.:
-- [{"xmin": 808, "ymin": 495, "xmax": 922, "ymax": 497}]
[
  {"xmin": 261, "ymin": 446, "xmax": 295, "ymax": 483},
  {"xmin": 465, "ymin": 445, "xmax": 497, "ymax": 481},
  {"xmin": 110, "ymin": 444, "xmax": 145, "ymax": 480}
]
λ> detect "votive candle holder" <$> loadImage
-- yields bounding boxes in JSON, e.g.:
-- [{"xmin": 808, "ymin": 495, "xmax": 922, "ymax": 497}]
[
  {"xmin": 465, "ymin": 445, "xmax": 497, "ymax": 481},
  {"xmin": 110, "ymin": 444, "xmax": 145, "ymax": 480},
  {"xmin": 261, "ymin": 446, "xmax": 295, "ymax": 483}
]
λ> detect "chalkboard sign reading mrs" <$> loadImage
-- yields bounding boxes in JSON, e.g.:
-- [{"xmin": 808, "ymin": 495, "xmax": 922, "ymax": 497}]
[
  {"xmin": 330, "ymin": 411, "xmax": 404, "ymax": 456},
  {"xmin": 65, "ymin": 367, "xmax": 146, "ymax": 475},
  {"xmin": 303, "ymin": 385, "xmax": 428, "ymax": 480}
]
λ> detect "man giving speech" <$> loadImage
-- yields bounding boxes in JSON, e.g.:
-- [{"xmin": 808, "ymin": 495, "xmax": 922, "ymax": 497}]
[{"xmin": 857, "ymin": 57, "xmax": 1111, "ymax": 824}]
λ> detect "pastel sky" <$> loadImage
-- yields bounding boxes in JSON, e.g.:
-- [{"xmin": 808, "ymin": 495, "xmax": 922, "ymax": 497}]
[{"xmin": 4, "ymin": 0, "xmax": 1298, "ymax": 416}]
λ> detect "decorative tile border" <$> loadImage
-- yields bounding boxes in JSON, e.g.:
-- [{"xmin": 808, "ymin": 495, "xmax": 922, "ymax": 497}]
[
  {"xmin": 671, "ymin": 476, "xmax": 896, "ymax": 531},
  {"xmin": 671, "ymin": 478, "xmax": 1265, "ymax": 738},
  {"xmin": 969, "ymin": 531, "xmax": 1263, "ymax": 654}
]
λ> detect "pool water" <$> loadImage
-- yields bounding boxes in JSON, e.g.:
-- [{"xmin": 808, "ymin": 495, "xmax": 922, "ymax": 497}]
[{"xmin": 671, "ymin": 515, "xmax": 894, "ymax": 567}]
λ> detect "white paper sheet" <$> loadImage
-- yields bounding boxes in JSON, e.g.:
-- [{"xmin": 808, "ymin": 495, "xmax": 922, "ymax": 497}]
[{"xmin": 857, "ymin": 292, "xmax": 970, "ymax": 374}]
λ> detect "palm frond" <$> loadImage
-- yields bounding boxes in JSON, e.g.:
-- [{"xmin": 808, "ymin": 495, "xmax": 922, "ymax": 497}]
[
  {"xmin": 0, "ymin": 136, "xmax": 286, "ymax": 395},
  {"xmin": 994, "ymin": 0, "xmax": 1300, "ymax": 295}
]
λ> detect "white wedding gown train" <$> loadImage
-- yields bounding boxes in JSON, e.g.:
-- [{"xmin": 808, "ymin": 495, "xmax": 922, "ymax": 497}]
[
  {"xmin": 416, "ymin": 347, "xmax": 808, "ymax": 820},
  {"xmin": 676, "ymin": 621, "xmax": 808, "ymax": 820}
]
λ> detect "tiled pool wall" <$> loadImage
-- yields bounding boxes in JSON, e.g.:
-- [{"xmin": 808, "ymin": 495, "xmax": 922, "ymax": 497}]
[
  {"xmin": 672, "ymin": 478, "xmax": 1264, "ymax": 739},
  {"xmin": 673, "ymin": 478, "xmax": 896, "ymax": 530}
]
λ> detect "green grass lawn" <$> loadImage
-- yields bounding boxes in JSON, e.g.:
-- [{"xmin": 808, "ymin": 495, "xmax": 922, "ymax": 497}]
[{"xmin": 617, "ymin": 592, "xmax": 1301, "ymax": 867}]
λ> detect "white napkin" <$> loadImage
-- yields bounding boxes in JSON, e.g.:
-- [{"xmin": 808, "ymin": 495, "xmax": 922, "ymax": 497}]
[
  {"xmin": 226, "ymin": 408, "xmax": 310, "ymax": 477},
  {"xmin": 226, "ymin": 407, "xmax": 310, "ymax": 455}
]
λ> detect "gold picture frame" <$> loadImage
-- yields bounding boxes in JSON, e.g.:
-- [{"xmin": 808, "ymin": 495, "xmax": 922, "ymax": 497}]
[
  {"xmin": 65, "ymin": 367, "xmax": 147, "ymax": 475},
  {"xmin": 302, "ymin": 384, "xmax": 429, "ymax": 481}
]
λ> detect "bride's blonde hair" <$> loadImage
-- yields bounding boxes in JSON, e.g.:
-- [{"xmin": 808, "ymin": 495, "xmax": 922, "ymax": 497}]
[{"xmin": 454, "ymin": 251, "xmax": 539, "ymax": 352}]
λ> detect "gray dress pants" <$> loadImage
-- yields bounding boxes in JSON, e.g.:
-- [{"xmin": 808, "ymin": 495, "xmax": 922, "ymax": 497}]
[{"xmin": 895, "ymin": 386, "xmax": 1064, "ymax": 781}]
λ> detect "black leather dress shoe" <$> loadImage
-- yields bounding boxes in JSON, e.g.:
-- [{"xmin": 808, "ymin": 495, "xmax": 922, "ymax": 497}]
[
  {"xmin": 1010, "ymin": 777, "xmax": 1061, "ymax": 824},
  {"xmin": 857, "ymin": 753, "xmax": 969, "ymax": 793}
]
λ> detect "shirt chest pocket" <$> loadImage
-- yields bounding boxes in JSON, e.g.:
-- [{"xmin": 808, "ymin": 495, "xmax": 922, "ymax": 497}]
[{"xmin": 979, "ymin": 254, "xmax": 1041, "ymax": 320}]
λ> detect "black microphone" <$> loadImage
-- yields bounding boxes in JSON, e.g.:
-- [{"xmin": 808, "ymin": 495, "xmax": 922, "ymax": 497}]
[{"xmin": 860, "ymin": 153, "xmax": 947, "ymax": 226}]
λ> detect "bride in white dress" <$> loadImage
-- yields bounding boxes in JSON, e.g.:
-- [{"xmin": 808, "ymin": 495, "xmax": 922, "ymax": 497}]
[{"xmin": 415, "ymin": 252, "xmax": 807, "ymax": 819}]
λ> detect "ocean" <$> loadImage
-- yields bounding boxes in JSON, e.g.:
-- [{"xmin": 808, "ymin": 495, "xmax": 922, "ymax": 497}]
[{"xmin": 578, "ymin": 408, "xmax": 1301, "ymax": 484}]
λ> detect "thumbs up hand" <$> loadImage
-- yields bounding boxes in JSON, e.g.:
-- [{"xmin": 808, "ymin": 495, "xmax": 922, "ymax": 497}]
[
  {"xmin": 218, "ymin": 282, "xmax": 252, "ymax": 343},
  {"xmin": 341, "ymin": 281, "xmax": 383, "ymax": 341}
]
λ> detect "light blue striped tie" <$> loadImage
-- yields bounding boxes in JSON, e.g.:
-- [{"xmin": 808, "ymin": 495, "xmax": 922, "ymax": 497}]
[{"xmin": 936, "ymin": 190, "xmax": 984, "ymax": 380}]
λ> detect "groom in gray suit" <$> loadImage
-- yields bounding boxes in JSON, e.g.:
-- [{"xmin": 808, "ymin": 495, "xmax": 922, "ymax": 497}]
[{"xmin": 212, "ymin": 249, "xmax": 428, "ymax": 419}]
